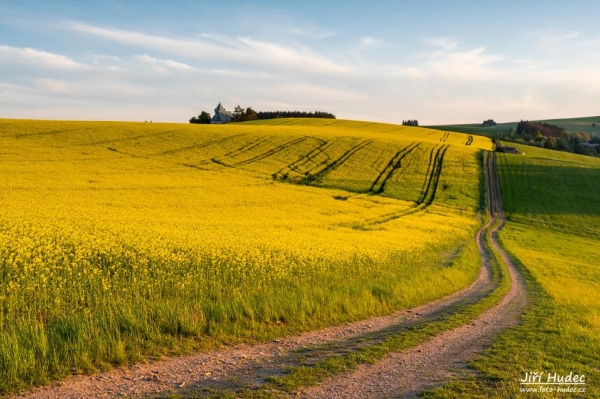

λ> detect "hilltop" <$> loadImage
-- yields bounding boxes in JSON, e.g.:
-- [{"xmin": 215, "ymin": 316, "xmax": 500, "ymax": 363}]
[
  {"xmin": 428, "ymin": 115, "xmax": 600, "ymax": 157},
  {"xmin": 427, "ymin": 115, "xmax": 600, "ymax": 136}
]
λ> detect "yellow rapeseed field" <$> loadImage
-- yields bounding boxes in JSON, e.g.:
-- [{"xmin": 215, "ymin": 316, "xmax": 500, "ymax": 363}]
[{"xmin": 0, "ymin": 118, "xmax": 490, "ymax": 392}]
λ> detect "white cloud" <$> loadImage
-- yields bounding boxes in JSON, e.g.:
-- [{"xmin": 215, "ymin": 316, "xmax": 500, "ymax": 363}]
[
  {"xmin": 0, "ymin": 45, "xmax": 89, "ymax": 70},
  {"xmin": 404, "ymin": 67, "xmax": 427, "ymax": 78},
  {"xmin": 237, "ymin": 36, "xmax": 348, "ymax": 74},
  {"xmin": 135, "ymin": 55, "xmax": 194, "ymax": 71},
  {"xmin": 425, "ymin": 44, "xmax": 504, "ymax": 81},
  {"xmin": 274, "ymin": 83, "xmax": 365, "ymax": 102},
  {"xmin": 70, "ymin": 22, "xmax": 237, "ymax": 58},
  {"xmin": 428, "ymin": 37, "xmax": 458, "ymax": 52},
  {"xmin": 36, "ymin": 78, "xmax": 73, "ymax": 94},
  {"xmin": 68, "ymin": 22, "xmax": 348, "ymax": 75},
  {"xmin": 86, "ymin": 53, "xmax": 270, "ymax": 78},
  {"xmin": 287, "ymin": 25, "xmax": 336, "ymax": 39},
  {"xmin": 576, "ymin": 38, "xmax": 600, "ymax": 47},
  {"xmin": 358, "ymin": 36, "xmax": 383, "ymax": 47},
  {"xmin": 530, "ymin": 29, "xmax": 580, "ymax": 44}
]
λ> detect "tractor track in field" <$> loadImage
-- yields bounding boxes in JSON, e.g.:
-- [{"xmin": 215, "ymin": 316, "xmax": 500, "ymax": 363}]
[
  {"xmin": 154, "ymin": 133, "xmax": 249, "ymax": 156},
  {"xmin": 359, "ymin": 144, "xmax": 449, "ymax": 226},
  {"xmin": 13, "ymin": 126, "xmax": 96, "ymax": 139},
  {"xmin": 273, "ymin": 139, "xmax": 337, "ymax": 181},
  {"xmin": 184, "ymin": 137, "xmax": 274, "ymax": 168},
  {"xmin": 222, "ymin": 136, "xmax": 273, "ymax": 158},
  {"xmin": 416, "ymin": 144, "xmax": 449, "ymax": 206},
  {"xmin": 213, "ymin": 137, "xmax": 307, "ymax": 168},
  {"xmin": 15, "ymin": 152, "xmax": 527, "ymax": 399},
  {"xmin": 301, "ymin": 139, "xmax": 373, "ymax": 184},
  {"xmin": 72, "ymin": 129, "xmax": 182, "ymax": 147},
  {"xmin": 368, "ymin": 142, "xmax": 420, "ymax": 194}
]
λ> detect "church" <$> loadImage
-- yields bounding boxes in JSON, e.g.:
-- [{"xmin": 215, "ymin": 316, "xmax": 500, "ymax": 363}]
[{"xmin": 211, "ymin": 102, "xmax": 234, "ymax": 124}]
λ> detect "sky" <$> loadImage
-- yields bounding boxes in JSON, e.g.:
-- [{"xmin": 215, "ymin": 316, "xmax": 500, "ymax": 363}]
[{"xmin": 1, "ymin": 0, "xmax": 599, "ymax": 125}]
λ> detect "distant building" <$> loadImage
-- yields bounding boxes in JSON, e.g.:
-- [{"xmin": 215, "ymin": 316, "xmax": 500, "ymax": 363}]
[
  {"xmin": 211, "ymin": 102, "xmax": 234, "ymax": 124},
  {"xmin": 494, "ymin": 140, "xmax": 523, "ymax": 154}
]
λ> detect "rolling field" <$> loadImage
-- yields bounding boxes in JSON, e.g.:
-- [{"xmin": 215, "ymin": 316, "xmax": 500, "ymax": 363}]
[
  {"xmin": 0, "ymin": 118, "xmax": 489, "ymax": 393},
  {"xmin": 427, "ymin": 143, "xmax": 600, "ymax": 397},
  {"xmin": 430, "ymin": 115, "xmax": 600, "ymax": 136}
]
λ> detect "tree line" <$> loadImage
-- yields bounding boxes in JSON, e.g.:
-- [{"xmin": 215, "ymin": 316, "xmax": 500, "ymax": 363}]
[
  {"xmin": 402, "ymin": 120, "xmax": 419, "ymax": 126},
  {"xmin": 189, "ymin": 111, "xmax": 211, "ymax": 124},
  {"xmin": 256, "ymin": 110, "xmax": 336, "ymax": 119},
  {"xmin": 190, "ymin": 107, "xmax": 336, "ymax": 124},
  {"xmin": 494, "ymin": 120, "xmax": 599, "ymax": 157},
  {"xmin": 516, "ymin": 121, "xmax": 566, "ymax": 138}
]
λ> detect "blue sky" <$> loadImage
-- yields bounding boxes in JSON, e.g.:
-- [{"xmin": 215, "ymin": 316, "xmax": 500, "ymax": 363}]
[{"xmin": 1, "ymin": 0, "xmax": 599, "ymax": 124}]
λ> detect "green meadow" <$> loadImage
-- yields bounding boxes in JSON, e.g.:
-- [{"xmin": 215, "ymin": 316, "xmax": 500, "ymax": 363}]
[
  {"xmin": 430, "ymin": 115, "xmax": 600, "ymax": 137},
  {"xmin": 427, "ymin": 143, "xmax": 600, "ymax": 398}
]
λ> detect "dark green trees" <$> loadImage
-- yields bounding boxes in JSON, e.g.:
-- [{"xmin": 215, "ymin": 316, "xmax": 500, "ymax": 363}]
[{"xmin": 189, "ymin": 111, "xmax": 211, "ymax": 124}]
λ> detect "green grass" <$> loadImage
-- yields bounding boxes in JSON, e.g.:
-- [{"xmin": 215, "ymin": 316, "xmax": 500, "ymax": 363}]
[{"xmin": 426, "ymin": 146, "xmax": 600, "ymax": 398}]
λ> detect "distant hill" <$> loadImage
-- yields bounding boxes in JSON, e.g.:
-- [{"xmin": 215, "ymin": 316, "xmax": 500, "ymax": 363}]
[
  {"xmin": 427, "ymin": 115, "xmax": 600, "ymax": 136},
  {"xmin": 427, "ymin": 116, "xmax": 600, "ymax": 157}
]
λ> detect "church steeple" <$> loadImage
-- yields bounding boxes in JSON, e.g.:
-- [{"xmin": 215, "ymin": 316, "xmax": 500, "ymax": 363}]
[
  {"xmin": 211, "ymin": 102, "xmax": 234, "ymax": 124},
  {"xmin": 215, "ymin": 102, "xmax": 225, "ymax": 113}
]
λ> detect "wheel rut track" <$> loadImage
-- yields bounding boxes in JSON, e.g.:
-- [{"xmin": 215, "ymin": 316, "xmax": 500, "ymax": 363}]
[
  {"xmin": 301, "ymin": 139, "xmax": 373, "ymax": 184},
  {"xmin": 272, "ymin": 139, "xmax": 337, "ymax": 181},
  {"xmin": 155, "ymin": 133, "xmax": 249, "ymax": 156},
  {"xmin": 417, "ymin": 144, "xmax": 449, "ymax": 205},
  {"xmin": 213, "ymin": 137, "xmax": 307, "ymax": 167},
  {"xmin": 301, "ymin": 151, "xmax": 528, "ymax": 398},
  {"xmin": 222, "ymin": 136, "xmax": 273, "ymax": 158},
  {"xmin": 360, "ymin": 144, "xmax": 449, "ymax": 227},
  {"xmin": 15, "ymin": 153, "xmax": 526, "ymax": 399},
  {"xmin": 368, "ymin": 142, "xmax": 420, "ymax": 194}
]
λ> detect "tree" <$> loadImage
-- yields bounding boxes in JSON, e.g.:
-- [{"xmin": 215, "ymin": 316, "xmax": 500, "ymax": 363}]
[
  {"xmin": 233, "ymin": 105, "xmax": 245, "ymax": 122},
  {"xmin": 199, "ymin": 111, "xmax": 211, "ymax": 124},
  {"xmin": 231, "ymin": 106, "xmax": 259, "ymax": 122},
  {"xmin": 245, "ymin": 107, "xmax": 258, "ymax": 121},
  {"xmin": 544, "ymin": 137, "xmax": 557, "ymax": 149},
  {"xmin": 482, "ymin": 119, "xmax": 497, "ymax": 127},
  {"xmin": 190, "ymin": 111, "xmax": 211, "ymax": 124}
]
